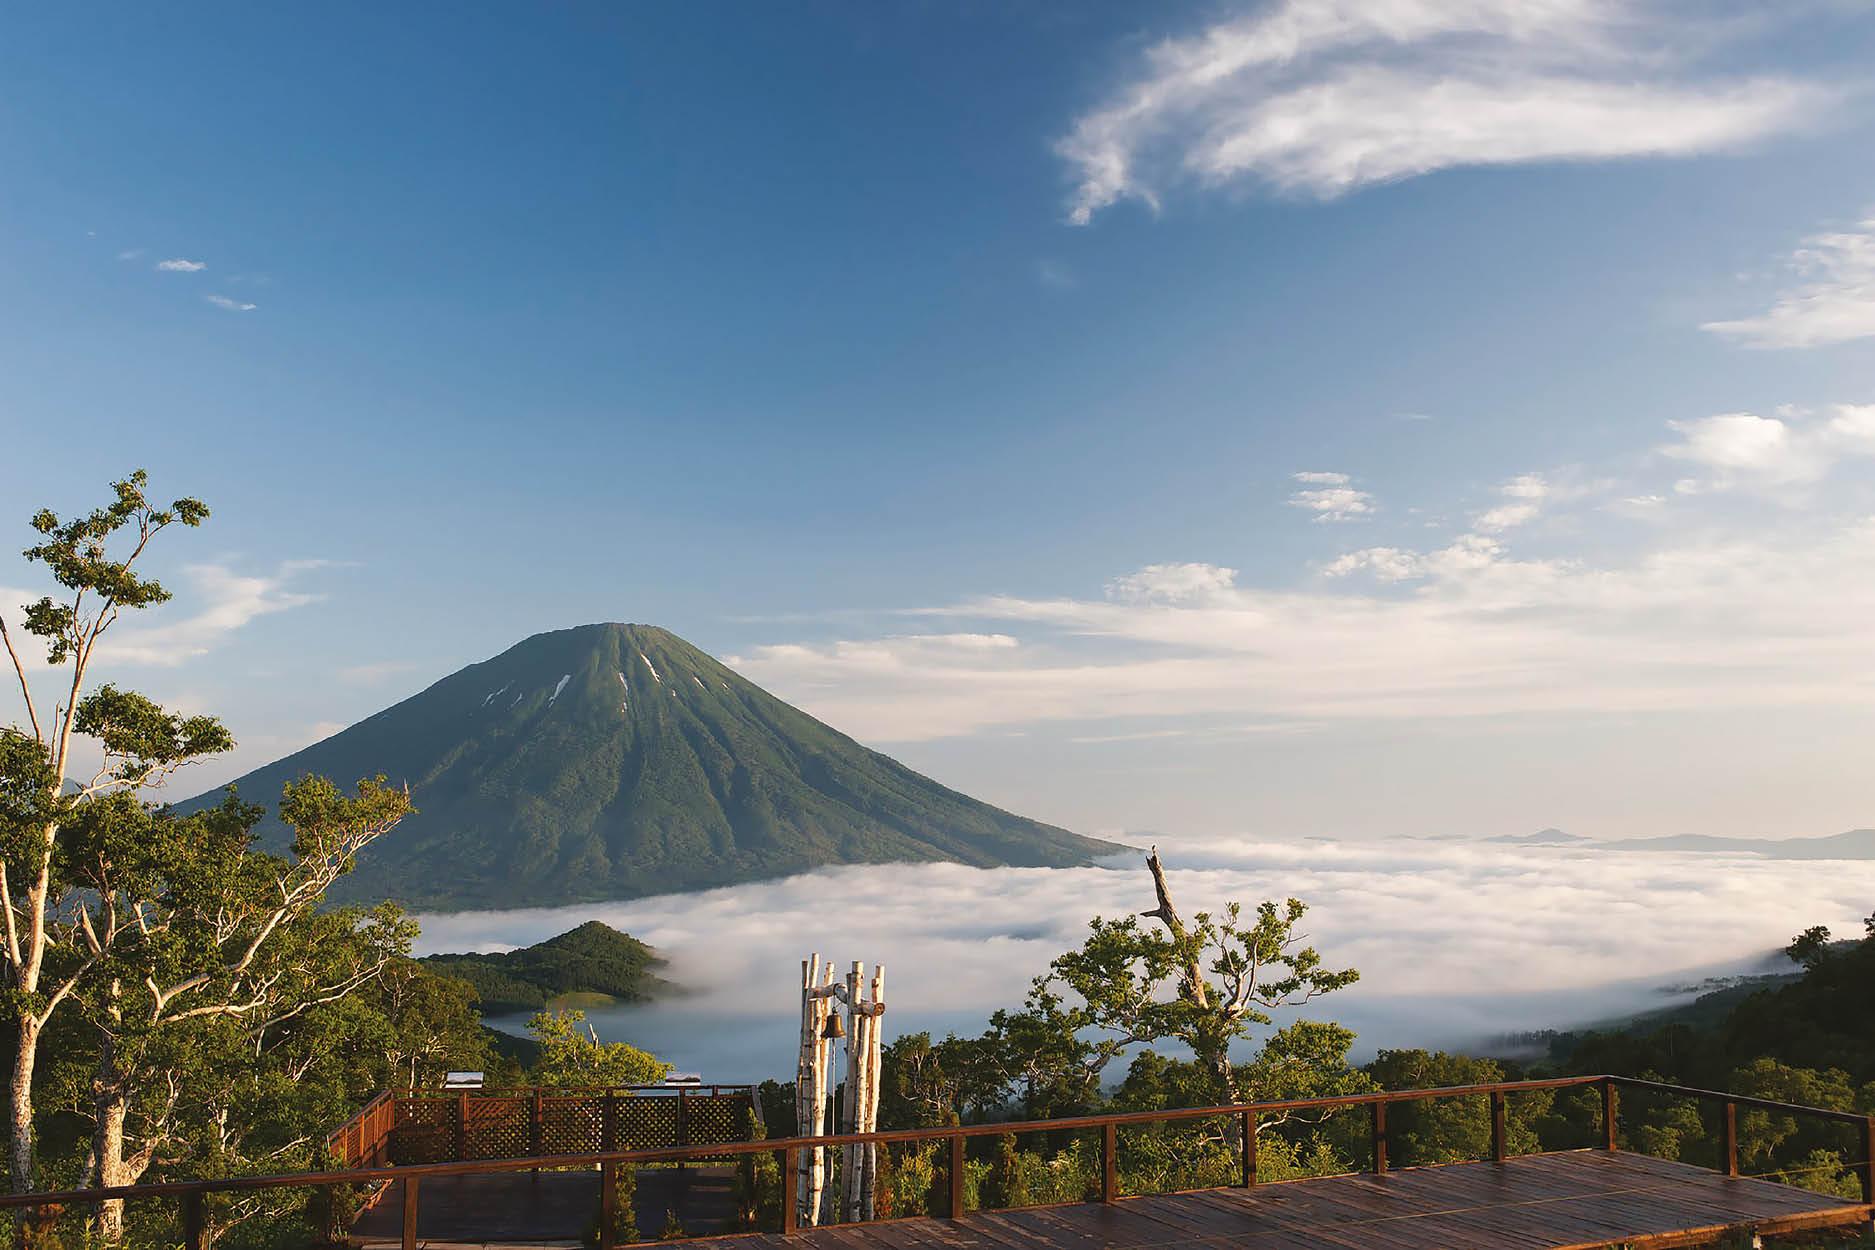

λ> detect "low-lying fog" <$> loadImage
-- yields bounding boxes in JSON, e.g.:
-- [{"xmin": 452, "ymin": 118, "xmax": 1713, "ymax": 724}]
[{"xmin": 413, "ymin": 836, "xmax": 1875, "ymax": 1082}]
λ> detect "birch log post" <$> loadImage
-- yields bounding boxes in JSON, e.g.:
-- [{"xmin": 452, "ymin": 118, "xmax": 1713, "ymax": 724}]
[
  {"xmin": 839, "ymin": 961, "xmax": 859, "ymax": 1222},
  {"xmin": 861, "ymin": 964, "xmax": 885, "ymax": 1219}
]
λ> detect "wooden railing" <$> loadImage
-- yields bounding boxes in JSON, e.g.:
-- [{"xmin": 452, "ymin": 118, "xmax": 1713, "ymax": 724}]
[
  {"xmin": 324, "ymin": 1082, "xmax": 761, "ymax": 1167},
  {"xmin": 4, "ymin": 1075, "xmax": 1869, "ymax": 1248}
]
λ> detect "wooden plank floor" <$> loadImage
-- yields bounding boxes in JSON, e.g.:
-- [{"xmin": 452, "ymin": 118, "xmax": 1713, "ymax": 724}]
[
  {"xmin": 685, "ymin": 1152, "xmax": 1871, "ymax": 1250},
  {"xmin": 350, "ymin": 1165, "xmax": 739, "ymax": 1245}
]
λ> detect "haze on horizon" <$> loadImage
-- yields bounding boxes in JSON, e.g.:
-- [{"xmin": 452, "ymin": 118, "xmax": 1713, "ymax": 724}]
[{"xmin": 4, "ymin": 1, "xmax": 1875, "ymax": 847}]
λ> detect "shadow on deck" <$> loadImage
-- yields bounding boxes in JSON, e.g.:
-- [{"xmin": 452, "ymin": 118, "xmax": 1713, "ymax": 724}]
[{"xmin": 350, "ymin": 1165, "xmax": 738, "ymax": 1246}]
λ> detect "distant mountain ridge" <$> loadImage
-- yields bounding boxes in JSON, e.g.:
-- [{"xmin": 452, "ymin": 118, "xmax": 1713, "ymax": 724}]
[
  {"xmin": 1487, "ymin": 827, "xmax": 1875, "ymax": 860},
  {"xmin": 191, "ymin": 624, "xmax": 1122, "ymax": 909}
]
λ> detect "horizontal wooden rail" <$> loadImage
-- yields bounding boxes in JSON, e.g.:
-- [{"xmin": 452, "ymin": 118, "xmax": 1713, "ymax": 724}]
[
  {"xmin": 391, "ymin": 1082, "xmax": 756, "ymax": 1100},
  {"xmin": 1609, "ymin": 1076, "xmax": 1872, "ymax": 1127},
  {"xmin": 3, "ymin": 1072, "xmax": 1863, "ymax": 1240},
  {"xmin": 0, "ymin": 1075, "xmax": 1607, "ymax": 1209}
]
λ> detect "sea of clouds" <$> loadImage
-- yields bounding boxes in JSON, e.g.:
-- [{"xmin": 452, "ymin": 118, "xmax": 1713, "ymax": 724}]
[{"xmin": 413, "ymin": 836, "xmax": 1875, "ymax": 1081}]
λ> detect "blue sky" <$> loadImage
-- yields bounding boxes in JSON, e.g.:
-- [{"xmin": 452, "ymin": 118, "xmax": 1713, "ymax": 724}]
[{"xmin": 5, "ymin": 1, "xmax": 1875, "ymax": 844}]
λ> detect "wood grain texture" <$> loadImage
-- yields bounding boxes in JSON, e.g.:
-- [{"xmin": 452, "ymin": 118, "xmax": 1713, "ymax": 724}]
[{"xmin": 678, "ymin": 1152, "xmax": 1871, "ymax": 1250}]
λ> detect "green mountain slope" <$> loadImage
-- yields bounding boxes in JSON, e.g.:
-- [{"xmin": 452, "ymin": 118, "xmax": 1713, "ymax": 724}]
[
  {"xmin": 194, "ymin": 624, "xmax": 1121, "ymax": 909},
  {"xmin": 422, "ymin": 921, "xmax": 670, "ymax": 1014}
]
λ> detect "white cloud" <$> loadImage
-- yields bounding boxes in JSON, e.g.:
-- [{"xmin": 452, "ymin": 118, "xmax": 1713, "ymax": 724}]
[
  {"xmin": 1058, "ymin": 1, "xmax": 1831, "ymax": 222},
  {"xmin": 1661, "ymin": 406, "xmax": 1875, "ymax": 491},
  {"xmin": 1499, "ymin": 474, "xmax": 1550, "ymax": 500},
  {"xmin": 1323, "ymin": 546, "xmax": 1421, "ymax": 581},
  {"xmin": 156, "ymin": 258, "xmax": 206, "ymax": 272},
  {"xmin": 205, "ymin": 294, "xmax": 256, "ymax": 312},
  {"xmin": 1288, "ymin": 472, "xmax": 1375, "ymax": 522},
  {"xmin": 1472, "ymin": 473, "xmax": 1550, "ymax": 531},
  {"xmin": 1105, "ymin": 562, "xmax": 1238, "ymax": 604},
  {"xmin": 416, "ymin": 841, "xmax": 1875, "ymax": 1074},
  {"xmin": 3, "ymin": 562, "xmax": 325, "ymax": 674},
  {"xmin": 1474, "ymin": 503, "xmax": 1538, "ymax": 532},
  {"xmin": 726, "ymin": 400, "xmax": 1875, "ymax": 746},
  {"xmin": 116, "ymin": 249, "xmax": 145, "ymax": 262},
  {"xmin": 1702, "ymin": 214, "xmax": 1875, "ymax": 349}
]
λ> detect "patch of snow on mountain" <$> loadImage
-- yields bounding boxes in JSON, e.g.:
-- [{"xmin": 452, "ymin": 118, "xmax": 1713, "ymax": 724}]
[
  {"xmin": 481, "ymin": 683, "xmax": 511, "ymax": 707},
  {"xmin": 639, "ymin": 652, "xmax": 661, "ymax": 683},
  {"xmin": 548, "ymin": 673, "xmax": 572, "ymax": 704}
]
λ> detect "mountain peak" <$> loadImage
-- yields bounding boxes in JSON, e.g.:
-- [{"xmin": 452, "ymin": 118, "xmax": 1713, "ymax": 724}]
[{"xmin": 198, "ymin": 624, "xmax": 1120, "ymax": 909}]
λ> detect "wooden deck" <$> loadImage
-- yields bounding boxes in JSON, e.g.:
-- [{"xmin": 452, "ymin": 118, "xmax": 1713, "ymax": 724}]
[{"xmin": 685, "ymin": 1153, "xmax": 1872, "ymax": 1250}]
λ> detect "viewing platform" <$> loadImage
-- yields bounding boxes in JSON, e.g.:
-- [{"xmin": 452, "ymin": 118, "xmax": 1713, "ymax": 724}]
[{"xmin": 2, "ymin": 1076, "xmax": 1870, "ymax": 1249}]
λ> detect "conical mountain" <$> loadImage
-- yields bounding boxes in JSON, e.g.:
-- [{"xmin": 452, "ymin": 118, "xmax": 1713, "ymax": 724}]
[{"xmin": 197, "ymin": 624, "xmax": 1121, "ymax": 909}]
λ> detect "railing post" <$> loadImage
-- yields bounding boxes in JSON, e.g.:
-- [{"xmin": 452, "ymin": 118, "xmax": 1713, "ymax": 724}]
[
  {"xmin": 1723, "ymin": 1101, "xmax": 1739, "ymax": 1177},
  {"xmin": 1861, "ymin": 1116, "xmax": 1874, "ymax": 1210},
  {"xmin": 1601, "ymin": 1079, "xmax": 1618, "ymax": 1151},
  {"xmin": 455, "ymin": 1091, "xmax": 469, "ymax": 1160},
  {"xmin": 603, "ymin": 1089, "xmax": 617, "ymax": 1152},
  {"xmin": 782, "ymin": 1146, "xmax": 800, "ymax": 1233},
  {"xmin": 1240, "ymin": 1111, "xmax": 1257, "ymax": 1187},
  {"xmin": 1371, "ymin": 1101, "xmax": 1388, "ymax": 1174},
  {"xmin": 1102, "ymin": 1121, "xmax": 1119, "ymax": 1203},
  {"xmin": 531, "ymin": 1089, "xmax": 544, "ymax": 1159},
  {"xmin": 600, "ymin": 1160, "xmax": 617, "ymax": 1250},
  {"xmin": 677, "ymin": 1087, "xmax": 689, "ymax": 1173},
  {"xmin": 401, "ymin": 1176, "xmax": 420, "ymax": 1250},
  {"xmin": 1490, "ymin": 1090, "xmax": 1507, "ymax": 1163},
  {"xmin": 182, "ymin": 1191, "xmax": 205, "ymax": 1250},
  {"xmin": 948, "ymin": 1132, "xmax": 966, "ymax": 1219}
]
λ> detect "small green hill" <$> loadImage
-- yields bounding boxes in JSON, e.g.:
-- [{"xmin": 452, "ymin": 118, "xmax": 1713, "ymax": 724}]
[
  {"xmin": 421, "ymin": 921, "xmax": 671, "ymax": 1015},
  {"xmin": 190, "ymin": 623, "xmax": 1121, "ymax": 909}
]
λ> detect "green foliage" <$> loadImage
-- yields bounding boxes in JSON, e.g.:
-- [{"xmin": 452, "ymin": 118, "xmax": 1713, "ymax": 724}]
[
  {"xmin": 979, "ymin": 1133, "xmax": 1032, "ymax": 1210},
  {"xmin": 1541, "ymin": 913, "xmax": 1875, "ymax": 1195},
  {"xmin": 1364, "ymin": 1050, "xmax": 1551, "ymax": 1166},
  {"xmin": 527, "ymin": 1009, "xmax": 671, "ymax": 1088},
  {"xmin": 18, "ymin": 471, "xmax": 207, "ymax": 664},
  {"xmin": 581, "ymin": 1164, "xmax": 639, "ymax": 1247},
  {"xmin": 195, "ymin": 623, "xmax": 1123, "ymax": 910},
  {"xmin": 422, "ymin": 922, "xmax": 669, "ymax": 1014},
  {"xmin": 730, "ymin": 1109, "xmax": 782, "ymax": 1231},
  {"xmin": 655, "ymin": 1207, "xmax": 686, "ymax": 1240}
]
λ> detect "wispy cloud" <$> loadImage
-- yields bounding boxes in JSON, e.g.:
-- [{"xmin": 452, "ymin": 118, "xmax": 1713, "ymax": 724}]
[
  {"xmin": 3, "ymin": 562, "xmax": 325, "ymax": 673},
  {"xmin": 116, "ymin": 249, "xmax": 145, "ymax": 262},
  {"xmin": 205, "ymin": 294, "xmax": 256, "ymax": 312},
  {"xmin": 726, "ymin": 403, "xmax": 1875, "ymax": 745},
  {"xmin": 1702, "ymin": 213, "xmax": 1875, "ymax": 349},
  {"xmin": 1288, "ymin": 471, "xmax": 1374, "ymax": 521},
  {"xmin": 156, "ymin": 258, "xmax": 206, "ymax": 273},
  {"xmin": 1058, "ymin": 1, "xmax": 1833, "ymax": 223}
]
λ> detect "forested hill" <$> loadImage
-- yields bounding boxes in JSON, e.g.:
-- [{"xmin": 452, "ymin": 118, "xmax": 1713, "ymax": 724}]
[
  {"xmin": 1549, "ymin": 922, "xmax": 1875, "ymax": 1087},
  {"xmin": 421, "ymin": 921, "xmax": 670, "ymax": 1015},
  {"xmin": 189, "ymin": 623, "xmax": 1122, "ymax": 909}
]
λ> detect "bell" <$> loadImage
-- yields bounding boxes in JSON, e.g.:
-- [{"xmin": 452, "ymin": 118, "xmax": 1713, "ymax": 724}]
[{"xmin": 821, "ymin": 1012, "xmax": 846, "ymax": 1040}]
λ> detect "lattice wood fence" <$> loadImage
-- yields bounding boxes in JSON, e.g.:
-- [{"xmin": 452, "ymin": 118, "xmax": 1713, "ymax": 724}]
[{"xmin": 378, "ymin": 1087, "xmax": 758, "ymax": 1165}]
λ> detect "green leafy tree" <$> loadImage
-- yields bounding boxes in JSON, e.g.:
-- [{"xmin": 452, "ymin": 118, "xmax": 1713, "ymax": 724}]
[
  {"xmin": 527, "ymin": 1010, "xmax": 670, "ymax": 1087},
  {"xmin": 1033, "ymin": 852, "xmax": 1357, "ymax": 1111},
  {"xmin": 58, "ymin": 779, "xmax": 411, "ymax": 1240},
  {"xmin": 1, "ymin": 472, "xmax": 224, "ymax": 1194}
]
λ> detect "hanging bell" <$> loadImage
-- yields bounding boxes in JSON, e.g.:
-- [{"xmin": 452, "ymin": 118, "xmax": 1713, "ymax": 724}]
[{"xmin": 821, "ymin": 1011, "xmax": 846, "ymax": 1040}]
